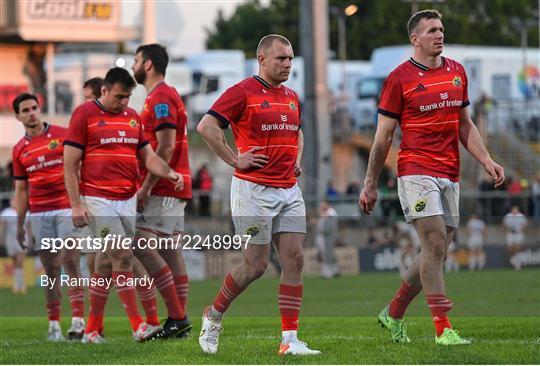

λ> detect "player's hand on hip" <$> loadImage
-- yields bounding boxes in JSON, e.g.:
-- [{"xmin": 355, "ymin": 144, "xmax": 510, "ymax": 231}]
[
  {"xmin": 359, "ymin": 185, "xmax": 378, "ymax": 215},
  {"xmin": 168, "ymin": 171, "xmax": 184, "ymax": 191},
  {"xmin": 294, "ymin": 161, "xmax": 302, "ymax": 177},
  {"xmin": 483, "ymin": 159, "xmax": 505, "ymax": 188},
  {"xmin": 72, "ymin": 204, "xmax": 90, "ymax": 228},
  {"xmin": 16, "ymin": 226, "xmax": 29, "ymax": 251},
  {"xmin": 235, "ymin": 146, "xmax": 269, "ymax": 170},
  {"xmin": 137, "ymin": 187, "xmax": 151, "ymax": 212}
]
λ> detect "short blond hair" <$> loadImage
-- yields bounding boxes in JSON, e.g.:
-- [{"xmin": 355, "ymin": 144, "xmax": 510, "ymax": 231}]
[{"xmin": 256, "ymin": 34, "xmax": 292, "ymax": 56}]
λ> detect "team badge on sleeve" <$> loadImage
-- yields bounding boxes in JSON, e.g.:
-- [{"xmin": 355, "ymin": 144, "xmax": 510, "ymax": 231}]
[{"xmin": 154, "ymin": 103, "xmax": 170, "ymax": 118}]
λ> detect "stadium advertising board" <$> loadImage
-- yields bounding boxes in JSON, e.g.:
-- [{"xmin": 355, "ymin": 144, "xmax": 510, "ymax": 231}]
[
  {"xmin": 359, "ymin": 246, "xmax": 540, "ymax": 272},
  {"xmin": 17, "ymin": 0, "xmax": 133, "ymax": 42}
]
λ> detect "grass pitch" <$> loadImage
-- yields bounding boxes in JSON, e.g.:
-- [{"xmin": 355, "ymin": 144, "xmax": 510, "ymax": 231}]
[{"xmin": 1, "ymin": 269, "xmax": 539, "ymax": 364}]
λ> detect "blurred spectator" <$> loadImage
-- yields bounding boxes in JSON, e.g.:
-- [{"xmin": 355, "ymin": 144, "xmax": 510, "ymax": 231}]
[
  {"xmin": 381, "ymin": 224, "xmax": 401, "ymax": 248},
  {"xmin": 493, "ymin": 179, "xmax": 509, "ymax": 221},
  {"xmin": 326, "ymin": 181, "xmax": 339, "ymax": 198},
  {"xmin": 473, "ymin": 93, "xmax": 493, "ymax": 144},
  {"xmin": 399, "ymin": 234, "xmax": 417, "ymax": 277},
  {"xmin": 507, "ymin": 176, "xmax": 524, "ymax": 208},
  {"xmin": 532, "ymin": 172, "xmax": 540, "ymax": 222},
  {"xmin": 465, "ymin": 214, "xmax": 486, "ymax": 271},
  {"xmin": 366, "ymin": 227, "xmax": 380, "ymax": 249},
  {"xmin": 0, "ymin": 198, "xmax": 28, "ymax": 294},
  {"xmin": 194, "ymin": 164, "xmax": 213, "ymax": 217},
  {"xmin": 503, "ymin": 206, "xmax": 527, "ymax": 270},
  {"xmin": 444, "ymin": 240, "xmax": 460, "ymax": 272},
  {"xmin": 0, "ymin": 162, "xmax": 14, "ymax": 193},
  {"xmin": 346, "ymin": 179, "xmax": 360, "ymax": 195},
  {"xmin": 380, "ymin": 177, "xmax": 398, "ymax": 225},
  {"xmin": 478, "ymin": 172, "xmax": 494, "ymax": 219},
  {"xmin": 315, "ymin": 201, "xmax": 340, "ymax": 279}
]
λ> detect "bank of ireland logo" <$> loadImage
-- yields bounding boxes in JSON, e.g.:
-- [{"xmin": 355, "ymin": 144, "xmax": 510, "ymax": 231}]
[
  {"xmin": 289, "ymin": 101, "xmax": 297, "ymax": 111},
  {"xmin": 100, "ymin": 226, "xmax": 110, "ymax": 238},
  {"xmin": 129, "ymin": 119, "xmax": 137, "ymax": 128},
  {"xmin": 38, "ymin": 155, "xmax": 45, "ymax": 162},
  {"xmin": 48, "ymin": 139, "xmax": 59, "ymax": 150},
  {"xmin": 452, "ymin": 76, "xmax": 462, "ymax": 87},
  {"xmin": 415, "ymin": 198, "xmax": 427, "ymax": 213},
  {"xmin": 246, "ymin": 224, "xmax": 261, "ymax": 237}
]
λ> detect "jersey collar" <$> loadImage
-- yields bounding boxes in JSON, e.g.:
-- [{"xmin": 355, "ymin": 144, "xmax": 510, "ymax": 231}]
[
  {"xmin": 409, "ymin": 56, "xmax": 446, "ymax": 71},
  {"xmin": 253, "ymin": 75, "xmax": 273, "ymax": 89},
  {"xmin": 94, "ymin": 99, "xmax": 123, "ymax": 114},
  {"xmin": 25, "ymin": 122, "xmax": 50, "ymax": 139},
  {"xmin": 148, "ymin": 80, "xmax": 165, "ymax": 95}
]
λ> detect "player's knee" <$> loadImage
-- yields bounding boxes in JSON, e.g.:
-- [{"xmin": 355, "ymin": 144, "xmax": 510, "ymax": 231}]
[
  {"xmin": 431, "ymin": 241, "xmax": 446, "ymax": 260},
  {"xmin": 282, "ymin": 251, "xmax": 303, "ymax": 274},
  {"xmin": 63, "ymin": 255, "xmax": 79, "ymax": 273},
  {"xmin": 95, "ymin": 262, "xmax": 112, "ymax": 276},
  {"xmin": 110, "ymin": 251, "xmax": 133, "ymax": 271},
  {"xmin": 244, "ymin": 259, "xmax": 268, "ymax": 279},
  {"xmin": 44, "ymin": 262, "xmax": 62, "ymax": 277}
]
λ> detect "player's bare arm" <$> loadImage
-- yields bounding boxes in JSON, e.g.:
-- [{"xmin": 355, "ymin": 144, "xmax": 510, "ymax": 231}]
[
  {"xmin": 138, "ymin": 127, "xmax": 177, "ymax": 208},
  {"xmin": 64, "ymin": 145, "xmax": 90, "ymax": 228},
  {"xmin": 197, "ymin": 114, "xmax": 269, "ymax": 170},
  {"xmin": 295, "ymin": 130, "xmax": 304, "ymax": 177},
  {"xmin": 137, "ymin": 144, "xmax": 183, "ymax": 190},
  {"xmin": 13, "ymin": 180, "xmax": 29, "ymax": 249},
  {"xmin": 459, "ymin": 107, "xmax": 505, "ymax": 187},
  {"xmin": 359, "ymin": 114, "xmax": 399, "ymax": 214}
]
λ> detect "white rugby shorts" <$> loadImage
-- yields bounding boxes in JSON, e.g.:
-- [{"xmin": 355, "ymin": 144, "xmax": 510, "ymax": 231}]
[
  {"xmin": 231, "ymin": 176, "xmax": 306, "ymax": 245},
  {"xmin": 29, "ymin": 208, "xmax": 89, "ymax": 252},
  {"xmin": 397, "ymin": 175, "xmax": 460, "ymax": 228},
  {"xmin": 506, "ymin": 233, "xmax": 524, "ymax": 246},
  {"xmin": 81, "ymin": 195, "xmax": 136, "ymax": 252},
  {"xmin": 136, "ymin": 195, "xmax": 187, "ymax": 236}
]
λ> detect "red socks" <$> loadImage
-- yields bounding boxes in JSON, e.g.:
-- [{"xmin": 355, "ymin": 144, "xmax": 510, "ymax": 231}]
[
  {"xmin": 67, "ymin": 287, "xmax": 85, "ymax": 318},
  {"xmin": 86, "ymin": 273, "xmax": 109, "ymax": 334},
  {"xmin": 388, "ymin": 281, "xmax": 421, "ymax": 319},
  {"xmin": 174, "ymin": 274, "xmax": 189, "ymax": 311},
  {"xmin": 426, "ymin": 294, "xmax": 453, "ymax": 336},
  {"xmin": 46, "ymin": 300, "xmax": 61, "ymax": 321},
  {"xmin": 136, "ymin": 284, "xmax": 159, "ymax": 326},
  {"xmin": 113, "ymin": 271, "xmax": 144, "ymax": 332},
  {"xmin": 152, "ymin": 267, "xmax": 185, "ymax": 320},
  {"xmin": 279, "ymin": 284, "xmax": 302, "ymax": 331},
  {"xmin": 213, "ymin": 273, "xmax": 244, "ymax": 313}
]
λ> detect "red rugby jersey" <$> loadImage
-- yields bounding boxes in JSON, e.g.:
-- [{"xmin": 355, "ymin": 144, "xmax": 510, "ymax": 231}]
[
  {"xmin": 208, "ymin": 76, "xmax": 301, "ymax": 188},
  {"xmin": 139, "ymin": 82, "xmax": 192, "ymax": 199},
  {"xmin": 12, "ymin": 124, "xmax": 70, "ymax": 213},
  {"xmin": 378, "ymin": 57, "xmax": 469, "ymax": 182},
  {"xmin": 64, "ymin": 100, "xmax": 149, "ymax": 200}
]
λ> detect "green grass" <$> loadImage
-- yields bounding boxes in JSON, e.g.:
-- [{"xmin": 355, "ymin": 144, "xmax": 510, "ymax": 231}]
[{"xmin": 1, "ymin": 269, "xmax": 539, "ymax": 364}]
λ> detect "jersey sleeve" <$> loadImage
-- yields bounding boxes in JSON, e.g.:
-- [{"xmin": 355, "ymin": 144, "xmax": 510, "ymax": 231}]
[
  {"xmin": 207, "ymin": 85, "xmax": 246, "ymax": 128},
  {"xmin": 461, "ymin": 66, "xmax": 470, "ymax": 108},
  {"xmin": 378, "ymin": 72, "xmax": 403, "ymax": 120},
  {"xmin": 64, "ymin": 105, "xmax": 87, "ymax": 149},
  {"xmin": 151, "ymin": 91, "xmax": 181, "ymax": 132},
  {"xmin": 11, "ymin": 146, "xmax": 27, "ymax": 180}
]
